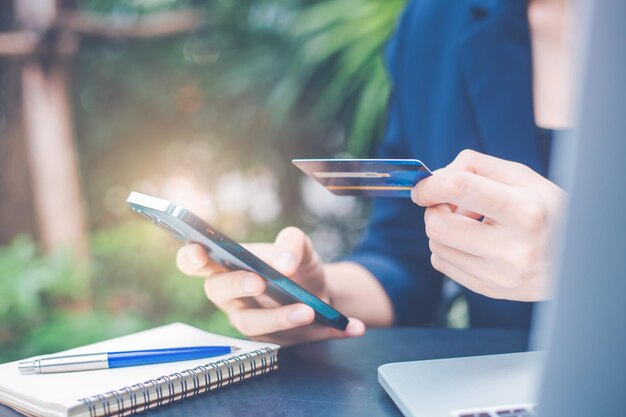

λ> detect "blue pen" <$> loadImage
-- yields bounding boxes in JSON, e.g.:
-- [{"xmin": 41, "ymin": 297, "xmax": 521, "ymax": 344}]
[{"xmin": 18, "ymin": 346, "xmax": 240, "ymax": 374}]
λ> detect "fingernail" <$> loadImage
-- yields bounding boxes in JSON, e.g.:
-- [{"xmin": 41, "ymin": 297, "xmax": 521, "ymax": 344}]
[
  {"xmin": 410, "ymin": 187, "xmax": 419, "ymax": 204},
  {"xmin": 287, "ymin": 305, "xmax": 312, "ymax": 324},
  {"xmin": 187, "ymin": 246, "xmax": 203, "ymax": 267},
  {"xmin": 275, "ymin": 252, "xmax": 296, "ymax": 273},
  {"xmin": 241, "ymin": 275, "xmax": 262, "ymax": 294},
  {"xmin": 345, "ymin": 320, "xmax": 365, "ymax": 337}
]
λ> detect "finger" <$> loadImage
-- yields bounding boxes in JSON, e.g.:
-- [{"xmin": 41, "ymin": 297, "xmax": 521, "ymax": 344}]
[
  {"xmin": 430, "ymin": 253, "xmax": 503, "ymax": 299},
  {"xmin": 443, "ymin": 203, "xmax": 483, "ymax": 221},
  {"xmin": 446, "ymin": 149, "xmax": 543, "ymax": 187},
  {"xmin": 203, "ymin": 271, "xmax": 266, "ymax": 305},
  {"xmin": 453, "ymin": 206, "xmax": 484, "ymax": 220},
  {"xmin": 344, "ymin": 318, "xmax": 366, "ymax": 337},
  {"xmin": 240, "ymin": 242, "xmax": 275, "ymax": 264},
  {"xmin": 271, "ymin": 227, "xmax": 317, "ymax": 276},
  {"xmin": 450, "ymin": 150, "xmax": 563, "ymax": 218},
  {"xmin": 177, "ymin": 244, "xmax": 226, "ymax": 277},
  {"xmin": 424, "ymin": 205, "xmax": 501, "ymax": 258},
  {"xmin": 429, "ymin": 240, "xmax": 521, "ymax": 289},
  {"xmin": 413, "ymin": 169, "xmax": 538, "ymax": 226},
  {"xmin": 257, "ymin": 317, "xmax": 366, "ymax": 345},
  {"xmin": 229, "ymin": 304, "xmax": 316, "ymax": 337}
]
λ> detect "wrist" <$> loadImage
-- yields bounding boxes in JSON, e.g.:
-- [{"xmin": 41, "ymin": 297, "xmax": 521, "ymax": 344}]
[{"xmin": 324, "ymin": 261, "xmax": 394, "ymax": 327}]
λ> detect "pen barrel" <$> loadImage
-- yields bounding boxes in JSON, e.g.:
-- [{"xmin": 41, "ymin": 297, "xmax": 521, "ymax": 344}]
[
  {"xmin": 108, "ymin": 347, "xmax": 232, "ymax": 368},
  {"xmin": 37, "ymin": 353, "xmax": 109, "ymax": 373}
]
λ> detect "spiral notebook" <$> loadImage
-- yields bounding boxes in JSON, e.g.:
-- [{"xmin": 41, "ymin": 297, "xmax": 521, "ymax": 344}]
[{"xmin": 0, "ymin": 323, "xmax": 279, "ymax": 417}]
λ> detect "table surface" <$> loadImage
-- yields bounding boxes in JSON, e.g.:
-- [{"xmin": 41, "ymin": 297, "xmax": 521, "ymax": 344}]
[{"xmin": 0, "ymin": 328, "xmax": 529, "ymax": 417}]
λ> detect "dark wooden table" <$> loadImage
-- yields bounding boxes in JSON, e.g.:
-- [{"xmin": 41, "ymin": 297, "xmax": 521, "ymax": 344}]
[{"xmin": 0, "ymin": 328, "xmax": 529, "ymax": 417}]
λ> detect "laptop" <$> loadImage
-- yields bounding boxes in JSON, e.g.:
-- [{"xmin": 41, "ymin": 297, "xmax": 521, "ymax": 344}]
[{"xmin": 378, "ymin": 1, "xmax": 626, "ymax": 416}]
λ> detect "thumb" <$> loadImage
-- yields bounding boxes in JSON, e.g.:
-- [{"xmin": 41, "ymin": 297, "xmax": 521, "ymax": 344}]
[{"xmin": 271, "ymin": 227, "xmax": 315, "ymax": 276}]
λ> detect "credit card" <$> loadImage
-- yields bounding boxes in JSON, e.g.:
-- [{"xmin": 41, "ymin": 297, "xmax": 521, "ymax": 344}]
[{"xmin": 292, "ymin": 159, "xmax": 432, "ymax": 197}]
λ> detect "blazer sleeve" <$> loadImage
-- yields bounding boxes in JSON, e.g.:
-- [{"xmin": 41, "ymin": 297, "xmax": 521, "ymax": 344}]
[{"xmin": 343, "ymin": 0, "xmax": 443, "ymax": 326}]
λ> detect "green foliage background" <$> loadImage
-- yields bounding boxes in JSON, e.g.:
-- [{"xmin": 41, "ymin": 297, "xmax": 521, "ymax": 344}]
[
  {"xmin": 0, "ymin": 226, "xmax": 240, "ymax": 363},
  {"xmin": 0, "ymin": 0, "xmax": 407, "ymax": 363}
]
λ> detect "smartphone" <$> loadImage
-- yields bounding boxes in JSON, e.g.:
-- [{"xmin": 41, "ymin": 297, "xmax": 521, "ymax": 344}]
[{"xmin": 127, "ymin": 191, "xmax": 349, "ymax": 331}]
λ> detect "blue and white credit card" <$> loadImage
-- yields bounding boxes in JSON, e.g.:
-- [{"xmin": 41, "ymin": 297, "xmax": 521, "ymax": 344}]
[{"xmin": 292, "ymin": 159, "xmax": 432, "ymax": 197}]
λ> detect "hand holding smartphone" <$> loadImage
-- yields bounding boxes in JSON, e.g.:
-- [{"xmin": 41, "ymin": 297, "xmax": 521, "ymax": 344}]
[{"xmin": 127, "ymin": 192, "xmax": 349, "ymax": 331}]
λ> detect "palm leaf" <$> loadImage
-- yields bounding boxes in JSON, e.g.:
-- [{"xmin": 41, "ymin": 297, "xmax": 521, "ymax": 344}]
[{"xmin": 270, "ymin": 0, "xmax": 406, "ymax": 154}]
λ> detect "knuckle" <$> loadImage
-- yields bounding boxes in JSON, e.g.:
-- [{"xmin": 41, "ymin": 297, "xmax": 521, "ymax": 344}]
[
  {"xmin": 281, "ymin": 226, "xmax": 304, "ymax": 241},
  {"xmin": 230, "ymin": 313, "xmax": 253, "ymax": 336},
  {"xmin": 430, "ymin": 253, "xmax": 445, "ymax": 272},
  {"xmin": 278, "ymin": 311, "xmax": 295, "ymax": 330},
  {"xmin": 428, "ymin": 239, "xmax": 436, "ymax": 253},
  {"xmin": 497, "ymin": 274, "xmax": 523, "ymax": 289},
  {"xmin": 506, "ymin": 242, "xmax": 542, "ymax": 271},
  {"xmin": 477, "ymin": 278, "xmax": 509, "ymax": 298},
  {"xmin": 516, "ymin": 161, "xmax": 537, "ymax": 177},
  {"xmin": 424, "ymin": 210, "xmax": 447, "ymax": 241},
  {"xmin": 483, "ymin": 286, "xmax": 504, "ymax": 299},
  {"xmin": 428, "ymin": 239, "xmax": 444, "ymax": 256},
  {"xmin": 235, "ymin": 272, "xmax": 265, "ymax": 297},
  {"xmin": 203, "ymin": 275, "xmax": 232, "ymax": 303},
  {"xmin": 276, "ymin": 227, "xmax": 309, "ymax": 259},
  {"xmin": 476, "ymin": 283, "xmax": 494, "ymax": 297},
  {"xmin": 518, "ymin": 198, "xmax": 548, "ymax": 230},
  {"xmin": 233, "ymin": 273, "xmax": 246, "ymax": 296},
  {"xmin": 487, "ymin": 191, "xmax": 511, "ymax": 215},
  {"xmin": 442, "ymin": 171, "xmax": 470, "ymax": 199},
  {"xmin": 456, "ymin": 149, "xmax": 479, "ymax": 163}
]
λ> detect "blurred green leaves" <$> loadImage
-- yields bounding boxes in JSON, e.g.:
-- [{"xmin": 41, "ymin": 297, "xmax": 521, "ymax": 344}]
[
  {"xmin": 0, "ymin": 236, "xmax": 88, "ymax": 323},
  {"xmin": 77, "ymin": 0, "xmax": 195, "ymax": 15},
  {"xmin": 0, "ymin": 223, "xmax": 239, "ymax": 364},
  {"xmin": 270, "ymin": 0, "xmax": 405, "ymax": 155},
  {"xmin": 75, "ymin": 0, "xmax": 406, "ymax": 158}
]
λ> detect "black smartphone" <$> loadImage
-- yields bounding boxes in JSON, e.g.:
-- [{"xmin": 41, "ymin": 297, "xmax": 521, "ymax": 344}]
[{"xmin": 127, "ymin": 191, "xmax": 349, "ymax": 330}]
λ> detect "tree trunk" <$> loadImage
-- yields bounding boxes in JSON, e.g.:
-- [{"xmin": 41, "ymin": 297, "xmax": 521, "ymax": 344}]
[{"xmin": 17, "ymin": 0, "xmax": 89, "ymax": 259}]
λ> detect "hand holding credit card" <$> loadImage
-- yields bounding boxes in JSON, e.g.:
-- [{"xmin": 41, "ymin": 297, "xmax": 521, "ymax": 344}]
[{"xmin": 292, "ymin": 159, "xmax": 432, "ymax": 197}]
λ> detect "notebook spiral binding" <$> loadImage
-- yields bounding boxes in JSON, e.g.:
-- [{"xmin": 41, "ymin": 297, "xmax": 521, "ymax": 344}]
[{"xmin": 78, "ymin": 347, "xmax": 277, "ymax": 417}]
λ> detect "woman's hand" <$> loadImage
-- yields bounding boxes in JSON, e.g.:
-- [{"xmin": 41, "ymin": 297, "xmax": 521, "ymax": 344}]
[
  {"xmin": 412, "ymin": 150, "xmax": 566, "ymax": 301},
  {"xmin": 176, "ymin": 226, "xmax": 365, "ymax": 345}
]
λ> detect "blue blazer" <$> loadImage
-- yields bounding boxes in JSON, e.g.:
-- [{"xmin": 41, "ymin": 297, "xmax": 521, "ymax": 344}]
[{"xmin": 346, "ymin": 0, "xmax": 546, "ymax": 328}]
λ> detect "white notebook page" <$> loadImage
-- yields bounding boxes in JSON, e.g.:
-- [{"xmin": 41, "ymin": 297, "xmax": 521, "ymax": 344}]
[{"xmin": 0, "ymin": 323, "xmax": 278, "ymax": 415}]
